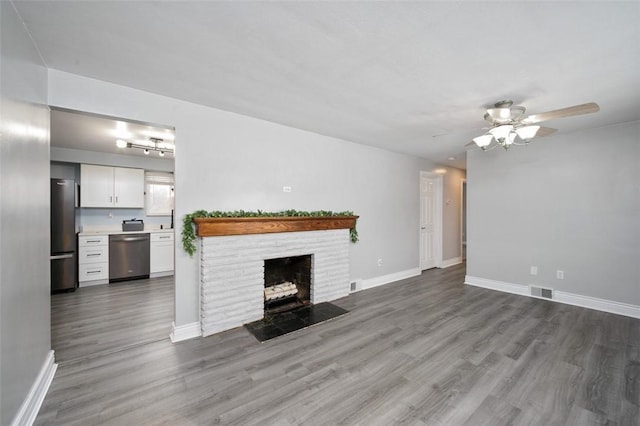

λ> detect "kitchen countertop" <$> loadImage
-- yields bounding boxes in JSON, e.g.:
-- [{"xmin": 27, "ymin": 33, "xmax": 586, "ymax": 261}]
[{"xmin": 78, "ymin": 228, "xmax": 175, "ymax": 236}]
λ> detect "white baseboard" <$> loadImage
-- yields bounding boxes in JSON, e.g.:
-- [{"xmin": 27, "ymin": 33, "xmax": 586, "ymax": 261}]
[
  {"xmin": 79, "ymin": 279, "xmax": 108, "ymax": 287},
  {"xmin": 553, "ymin": 290, "xmax": 640, "ymax": 319},
  {"xmin": 10, "ymin": 350, "xmax": 57, "ymax": 426},
  {"xmin": 169, "ymin": 321, "xmax": 201, "ymax": 343},
  {"xmin": 440, "ymin": 256, "xmax": 463, "ymax": 268},
  {"xmin": 465, "ymin": 275, "xmax": 640, "ymax": 319},
  {"xmin": 464, "ymin": 275, "xmax": 529, "ymax": 296},
  {"xmin": 150, "ymin": 271, "xmax": 174, "ymax": 279},
  {"xmin": 361, "ymin": 267, "xmax": 421, "ymax": 290}
]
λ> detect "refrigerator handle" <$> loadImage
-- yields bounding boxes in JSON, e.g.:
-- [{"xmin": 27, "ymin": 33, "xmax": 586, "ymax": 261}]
[{"xmin": 50, "ymin": 254, "xmax": 74, "ymax": 260}]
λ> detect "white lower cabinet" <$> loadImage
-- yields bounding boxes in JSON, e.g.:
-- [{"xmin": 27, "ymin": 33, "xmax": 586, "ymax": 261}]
[
  {"xmin": 79, "ymin": 263, "xmax": 108, "ymax": 282},
  {"xmin": 150, "ymin": 232, "xmax": 174, "ymax": 275},
  {"xmin": 78, "ymin": 231, "xmax": 173, "ymax": 283},
  {"xmin": 78, "ymin": 235, "xmax": 109, "ymax": 285}
]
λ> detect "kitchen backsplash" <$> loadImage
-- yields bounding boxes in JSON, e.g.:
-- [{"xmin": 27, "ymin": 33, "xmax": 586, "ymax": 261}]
[{"xmin": 78, "ymin": 208, "xmax": 172, "ymax": 232}]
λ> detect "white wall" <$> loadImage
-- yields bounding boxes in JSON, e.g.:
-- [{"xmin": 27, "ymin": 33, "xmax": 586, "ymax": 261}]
[
  {"xmin": 467, "ymin": 121, "xmax": 640, "ymax": 307},
  {"xmin": 1, "ymin": 3, "xmax": 51, "ymax": 424},
  {"xmin": 47, "ymin": 69, "xmax": 464, "ymax": 327}
]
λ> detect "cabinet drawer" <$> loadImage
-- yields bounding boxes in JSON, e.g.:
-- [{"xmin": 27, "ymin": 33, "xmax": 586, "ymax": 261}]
[
  {"xmin": 79, "ymin": 235, "xmax": 108, "ymax": 247},
  {"xmin": 79, "ymin": 263, "xmax": 108, "ymax": 282},
  {"xmin": 79, "ymin": 246, "xmax": 108, "ymax": 264},
  {"xmin": 151, "ymin": 232, "xmax": 174, "ymax": 243}
]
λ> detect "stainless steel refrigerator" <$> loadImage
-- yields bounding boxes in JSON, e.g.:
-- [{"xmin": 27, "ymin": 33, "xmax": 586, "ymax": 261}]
[{"xmin": 51, "ymin": 178, "xmax": 77, "ymax": 292}]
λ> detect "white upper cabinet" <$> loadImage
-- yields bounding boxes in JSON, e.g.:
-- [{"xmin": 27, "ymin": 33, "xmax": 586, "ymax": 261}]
[
  {"xmin": 80, "ymin": 164, "xmax": 114, "ymax": 207},
  {"xmin": 80, "ymin": 164, "xmax": 144, "ymax": 208},
  {"xmin": 113, "ymin": 167, "xmax": 145, "ymax": 208}
]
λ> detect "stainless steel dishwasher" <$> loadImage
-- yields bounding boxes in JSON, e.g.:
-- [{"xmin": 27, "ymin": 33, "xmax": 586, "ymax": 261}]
[{"xmin": 109, "ymin": 233, "xmax": 150, "ymax": 282}]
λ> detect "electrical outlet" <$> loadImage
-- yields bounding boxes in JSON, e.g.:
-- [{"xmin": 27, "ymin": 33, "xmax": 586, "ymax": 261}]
[
  {"xmin": 530, "ymin": 266, "xmax": 538, "ymax": 276},
  {"xmin": 556, "ymin": 270, "xmax": 564, "ymax": 280},
  {"xmin": 282, "ymin": 186, "xmax": 292, "ymax": 193},
  {"xmin": 377, "ymin": 258, "xmax": 383, "ymax": 267},
  {"xmin": 108, "ymin": 212, "xmax": 113, "ymax": 218}
]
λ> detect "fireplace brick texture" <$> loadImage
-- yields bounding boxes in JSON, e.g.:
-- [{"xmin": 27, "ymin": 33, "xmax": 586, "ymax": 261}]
[{"xmin": 200, "ymin": 229, "xmax": 350, "ymax": 336}]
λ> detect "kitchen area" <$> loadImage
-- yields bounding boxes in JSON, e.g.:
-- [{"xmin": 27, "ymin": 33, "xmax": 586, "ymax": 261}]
[{"xmin": 49, "ymin": 108, "xmax": 176, "ymax": 362}]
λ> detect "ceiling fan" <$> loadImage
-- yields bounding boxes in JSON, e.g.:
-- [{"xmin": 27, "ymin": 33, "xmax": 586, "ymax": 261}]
[{"xmin": 471, "ymin": 100, "xmax": 600, "ymax": 150}]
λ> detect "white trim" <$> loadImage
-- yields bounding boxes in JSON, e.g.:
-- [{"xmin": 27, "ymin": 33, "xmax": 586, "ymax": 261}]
[
  {"xmin": 10, "ymin": 350, "xmax": 57, "ymax": 426},
  {"xmin": 465, "ymin": 275, "xmax": 529, "ymax": 296},
  {"xmin": 465, "ymin": 276, "xmax": 640, "ymax": 319},
  {"xmin": 79, "ymin": 279, "xmax": 108, "ymax": 287},
  {"xmin": 460, "ymin": 178, "xmax": 466, "ymax": 262},
  {"xmin": 554, "ymin": 291, "xmax": 640, "ymax": 319},
  {"xmin": 440, "ymin": 256, "xmax": 463, "ymax": 268},
  {"xmin": 169, "ymin": 321, "xmax": 201, "ymax": 343},
  {"xmin": 361, "ymin": 268, "xmax": 421, "ymax": 290},
  {"xmin": 150, "ymin": 271, "xmax": 173, "ymax": 279}
]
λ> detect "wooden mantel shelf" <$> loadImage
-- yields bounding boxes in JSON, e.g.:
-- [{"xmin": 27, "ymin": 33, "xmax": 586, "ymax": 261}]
[{"xmin": 193, "ymin": 216, "xmax": 358, "ymax": 238}]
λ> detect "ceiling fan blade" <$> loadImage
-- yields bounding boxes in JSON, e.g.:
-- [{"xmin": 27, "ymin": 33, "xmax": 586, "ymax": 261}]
[
  {"xmin": 536, "ymin": 127, "xmax": 558, "ymax": 137},
  {"xmin": 521, "ymin": 102, "xmax": 599, "ymax": 124}
]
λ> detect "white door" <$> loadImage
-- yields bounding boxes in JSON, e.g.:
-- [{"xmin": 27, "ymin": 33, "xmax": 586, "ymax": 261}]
[{"xmin": 420, "ymin": 175, "xmax": 438, "ymax": 270}]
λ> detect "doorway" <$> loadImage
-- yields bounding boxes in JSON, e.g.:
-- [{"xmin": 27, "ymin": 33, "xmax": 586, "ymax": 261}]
[
  {"xmin": 49, "ymin": 108, "xmax": 177, "ymax": 364},
  {"xmin": 419, "ymin": 171, "xmax": 443, "ymax": 270}
]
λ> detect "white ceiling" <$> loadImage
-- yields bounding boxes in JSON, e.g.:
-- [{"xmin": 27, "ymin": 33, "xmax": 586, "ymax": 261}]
[
  {"xmin": 14, "ymin": 1, "xmax": 640, "ymax": 170},
  {"xmin": 50, "ymin": 108, "xmax": 175, "ymax": 159}
]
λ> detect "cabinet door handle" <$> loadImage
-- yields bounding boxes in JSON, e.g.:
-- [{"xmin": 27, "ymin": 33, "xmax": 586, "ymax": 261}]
[
  {"xmin": 87, "ymin": 270, "xmax": 101, "ymax": 274},
  {"xmin": 110, "ymin": 196, "xmax": 113, "ymax": 203},
  {"xmin": 159, "ymin": 236, "xmax": 170, "ymax": 239},
  {"xmin": 86, "ymin": 239, "xmax": 101, "ymax": 243},
  {"xmin": 116, "ymin": 196, "xmax": 119, "ymax": 203},
  {"xmin": 87, "ymin": 253, "xmax": 101, "ymax": 257}
]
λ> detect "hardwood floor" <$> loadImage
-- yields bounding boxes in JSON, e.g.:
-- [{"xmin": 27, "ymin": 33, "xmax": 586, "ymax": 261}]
[
  {"xmin": 51, "ymin": 276, "xmax": 174, "ymax": 364},
  {"xmin": 37, "ymin": 265, "xmax": 639, "ymax": 425}
]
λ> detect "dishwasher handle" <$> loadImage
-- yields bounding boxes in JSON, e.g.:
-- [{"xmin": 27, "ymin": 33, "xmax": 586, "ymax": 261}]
[{"xmin": 111, "ymin": 234, "xmax": 149, "ymax": 243}]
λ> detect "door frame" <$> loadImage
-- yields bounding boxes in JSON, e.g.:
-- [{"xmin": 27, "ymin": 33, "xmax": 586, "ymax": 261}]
[
  {"xmin": 460, "ymin": 178, "xmax": 467, "ymax": 261},
  {"xmin": 419, "ymin": 171, "xmax": 443, "ymax": 270}
]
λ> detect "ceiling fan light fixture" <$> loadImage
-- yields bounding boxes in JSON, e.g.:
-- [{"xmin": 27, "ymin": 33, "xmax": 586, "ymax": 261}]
[
  {"xmin": 472, "ymin": 100, "xmax": 599, "ymax": 154},
  {"xmin": 515, "ymin": 125, "xmax": 540, "ymax": 142},
  {"xmin": 486, "ymin": 108, "xmax": 512, "ymax": 123},
  {"xmin": 472, "ymin": 134, "xmax": 493, "ymax": 150},
  {"xmin": 489, "ymin": 124, "xmax": 514, "ymax": 141},
  {"xmin": 502, "ymin": 131, "xmax": 517, "ymax": 149}
]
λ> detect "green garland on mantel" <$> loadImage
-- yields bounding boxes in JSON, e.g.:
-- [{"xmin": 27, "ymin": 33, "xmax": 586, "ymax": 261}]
[{"xmin": 182, "ymin": 209, "xmax": 359, "ymax": 256}]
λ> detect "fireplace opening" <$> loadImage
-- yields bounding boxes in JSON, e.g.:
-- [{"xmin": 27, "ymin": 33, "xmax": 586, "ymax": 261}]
[{"xmin": 264, "ymin": 255, "xmax": 312, "ymax": 314}]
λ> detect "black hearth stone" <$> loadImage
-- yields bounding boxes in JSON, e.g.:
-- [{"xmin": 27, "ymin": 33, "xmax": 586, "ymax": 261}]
[{"xmin": 244, "ymin": 302, "xmax": 349, "ymax": 342}]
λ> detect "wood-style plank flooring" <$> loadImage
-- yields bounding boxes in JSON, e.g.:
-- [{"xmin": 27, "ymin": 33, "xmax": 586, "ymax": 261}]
[
  {"xmin": 37, "ymin": 265, "xmax": 639, "ymax": 425},
  {"xmin": 51, "ymin": 276, "xmax": 174, "ymax": 364}
]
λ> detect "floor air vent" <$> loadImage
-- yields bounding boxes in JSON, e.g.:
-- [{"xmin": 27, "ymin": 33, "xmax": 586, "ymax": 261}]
[{"xmin": 531, "ymin": 286, "xmax": 553, "ymax": 299}]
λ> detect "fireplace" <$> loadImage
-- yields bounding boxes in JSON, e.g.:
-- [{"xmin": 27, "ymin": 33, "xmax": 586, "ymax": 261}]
[
  {"xmin": 199, "ymin": 229, "xmax": 351, "ymax": 337},
  {"xmin": 264, "ymin": 255, "xmax": 312, "ymax": 314}
]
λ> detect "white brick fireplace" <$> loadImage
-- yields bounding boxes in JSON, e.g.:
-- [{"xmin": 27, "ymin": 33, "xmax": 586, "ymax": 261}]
[{"xmin": 199, "ymin": 229, "xmax": 350, "ymax": 336}]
